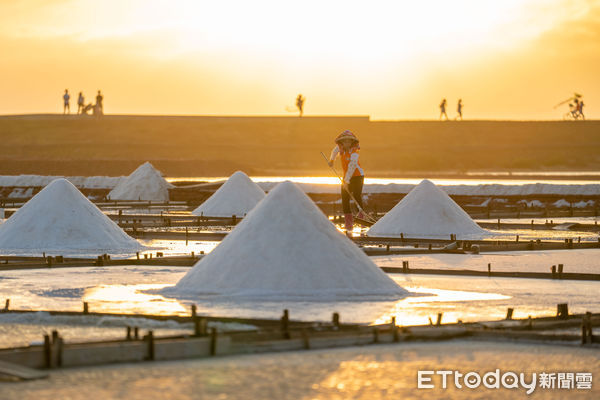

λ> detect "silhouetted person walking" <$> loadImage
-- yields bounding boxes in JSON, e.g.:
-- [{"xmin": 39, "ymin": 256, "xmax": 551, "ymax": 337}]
[
  {"xmin": 95, "ymin": 90, "xmax": 104, "ymax": 117},
  {"xmin": 456, "ymin": 99, "xmax": 463, "ymax": 120},
  {"xmin": 63, "ymin": 89, "xmax": 70, "ymax": 114},
  {"xmin": 578, "ymin": 100, "xmax": 585, "ymax": 120},
  {"xmin": 439, "ymin": 98, "xmax": 448, "ymax": 120},
  {"xmin": 296, "ymin": 94, "xmax": 305, "ymax": 117},
  {"xmin": 77, "ymin": 92, "xmax": 85, "ymax": 114}
]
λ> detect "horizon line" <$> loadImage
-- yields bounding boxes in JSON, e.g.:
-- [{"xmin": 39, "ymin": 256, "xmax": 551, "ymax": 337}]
[{"xmin": 0, "ymin": 113, "xmax": 595, "ymax": 123}]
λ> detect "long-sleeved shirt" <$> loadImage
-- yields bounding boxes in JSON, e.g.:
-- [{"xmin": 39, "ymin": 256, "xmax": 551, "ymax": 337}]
[{"xmin": 330, "ymin": 145, "xmax": 364, "ymax": 183}]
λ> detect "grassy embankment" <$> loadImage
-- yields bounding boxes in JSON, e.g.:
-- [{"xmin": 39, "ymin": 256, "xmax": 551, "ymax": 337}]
[{"xmin": 0, "ymin": 114, "xmax": 598, "ymax": 177}]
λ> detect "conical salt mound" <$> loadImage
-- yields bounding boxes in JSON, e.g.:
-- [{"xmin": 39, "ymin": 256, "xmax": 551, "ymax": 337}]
[
  {"xmin": 170, "ymin": 181, "xmax": 407, "ymax": 299},
  {"xmin": 368, "ymin": 179, "xmax": 488, "ymax": 238},
  {"xmin": 108, "ymin": 162, "xmax": 171, "ymax": 201},
  {"xmin": 0, "ymin": 179, "xmax": 144, "ymax": 254},
  {"xmin": 192, "ymin": 171, "xmax": 265, "ymax": 217}
]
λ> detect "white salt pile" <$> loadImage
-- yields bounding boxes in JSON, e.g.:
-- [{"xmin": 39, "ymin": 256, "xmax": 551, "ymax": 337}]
[
  {"xmin": 0, "ymin": 178, "xmax": 144, "ymax": 254},
  {"xmin": 192, "ymin": 171, "xmax": 265, "ymax": 217},
  {"xmin": 169, "ymin": 181, "xmax": 407, "ymax": 299},
  {"xmin": 107, "ymin": 162, "xmax": 172, "ymax": 202},
  {"xmin": 552, "ymin": 199, "xmax": 570, "ymax": 208},
  {"xmin": 368, "ymin": 179, "xmax": 489, "ymax": 238}
]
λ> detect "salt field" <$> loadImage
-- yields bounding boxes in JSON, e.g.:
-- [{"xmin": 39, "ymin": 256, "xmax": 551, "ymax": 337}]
[
  {"xmin": 1, "ymin": 247, "xmax": 598, "ymax": 348},
  {"xmin": 2, "ymin": 2, "xmax": 600, "ymax": 396}
]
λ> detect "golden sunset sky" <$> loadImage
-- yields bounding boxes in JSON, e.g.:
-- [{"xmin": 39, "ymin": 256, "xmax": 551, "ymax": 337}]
[{"xmin": 1, "ymin": 0, "xmax": 599, "ymax": 119}]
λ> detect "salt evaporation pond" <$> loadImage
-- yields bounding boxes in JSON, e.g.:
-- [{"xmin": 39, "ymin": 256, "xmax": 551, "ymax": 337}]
[{"xmin": 1, "ymin": 249, "xmax": 599, "ymax": 347}]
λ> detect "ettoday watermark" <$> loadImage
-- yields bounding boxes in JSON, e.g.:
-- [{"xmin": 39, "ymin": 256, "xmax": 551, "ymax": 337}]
[{"xmin": 418, "ymin": 370, "xmax": 592, "ymax": 394}]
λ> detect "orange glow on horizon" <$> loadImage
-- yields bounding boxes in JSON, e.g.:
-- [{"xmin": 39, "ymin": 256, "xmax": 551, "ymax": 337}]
[{"xmin": 0, "ymin": 0, "xmax": 598, "ymax": 119}]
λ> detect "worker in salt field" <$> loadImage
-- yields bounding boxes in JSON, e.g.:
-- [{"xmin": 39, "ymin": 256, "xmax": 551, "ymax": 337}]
[{"xmin": 328, "ymin": 130, "xmax": 365, "ymax": 236}]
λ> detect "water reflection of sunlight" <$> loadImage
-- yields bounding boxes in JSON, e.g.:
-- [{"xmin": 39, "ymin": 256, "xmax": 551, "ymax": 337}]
[
  {"xmin": 304, "ymin": 358, "xmax": 405, "ymax": 398},
  {"xmin": 136, "ymin": 240, "xmax": 219, "ymax": 258},
  {"xmin": 373, "ymin": 287, "xmax": 510, "ymax": 326},
  {"xmin": 167, "ymin": 176, "xmax": 599, "ymax": 186},
  {"xmin": 84, "ymin": 284, "xmax": 188, "ymax": 316}
]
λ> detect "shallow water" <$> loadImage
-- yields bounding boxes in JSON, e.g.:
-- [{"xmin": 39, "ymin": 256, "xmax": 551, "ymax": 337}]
[
  {"xmin": 0, "ymin": 248, "xmax": 599, "ymax": 347},
  {"xmin": 168, "ymin": 175, "xmax": 600, "ymax": 186}
]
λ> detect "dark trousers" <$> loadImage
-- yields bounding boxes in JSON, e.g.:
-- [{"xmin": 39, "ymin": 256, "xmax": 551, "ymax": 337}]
[{"xmin": 341, "ymin": 175, "xmax": 364, "ymax": 214}]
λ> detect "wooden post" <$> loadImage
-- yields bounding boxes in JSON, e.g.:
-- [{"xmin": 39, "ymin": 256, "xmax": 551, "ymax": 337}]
[
  {"xmin": 551, "ymin": 265, "xmax": 556, "ymax": 279},
  {"xmin": 557, "ymin": 303, "xmax": 568, "ymax": 319},
  {"xmin": 47, "ymin": 256, "xmax": 52, "ymax": 267},
  {"xmin": 146, "ymin": 331, "xmax": 155, "ymax": 361},
  {"xmin": 558, "ymin": 264, "xmax": 564, "ymax": 279},
  {"xmin": 516, "ymin": 235, "xmax": 519, "ymax": 243},
  {"xmin": 210, "ymin": 328, "xmax": 217, "ymax": 356},
  {"xmin": 386, "ymin": 244, "xmax": 390, "ymax": 253},
  {"xmin": 506, "ymin": 308, "xmax": 514, "ymax": 320},
  {"xmin": 136, "ymin": 252, "xmax": 140, "ymax": 260},
  {"xmin": 127, "ymin": 326, "xmax": 132, "ymax": 340},
  {"xmin": 83, "ymin": 302, "xmax": 89, "ymax": 314},
  {"xmin": 185, "ymin": 227, "xmax": 189, "ymax": 245},
  {"xmin": 487, "ymin": 263, "xmax": 491, "ymax": 277},
  {"xmin": 231, "ymin": 215, "xmax": 237, "ymax": 225},
  {"xmin": 497, "ymin": 218, "xmax": 500, "ymax": 229},
  {"xmin": 191, "ymin": 304, "xmax": 197, "ymax": 319},
  {"xmin": 3, "ymin": 299, "xmax": 8, "ymax": 312},
  {"xmin": 531, "ymin": 219, "xmax": 534, "ymax": 230},
  {"xmin": 332, "ymin": 312, "xmax": 340, "ymax": 329},
  {"xmin": 436, "ymin": 313, "xmax": 443, "ymax": 326},
  {"xmin": 392, "ymin": 319, "xmax": 399, "ymax": 343},
  {"xmin": 281, "ymin": 309, "xmax": 290, "ymax": 339},
  {"xmin": 428, "ymin": 243, "xmax": 432, "ymax": 251},
  {"xmin": 134, "ymin": 327, "xmax": 139, "ymax": 340},
  {"xmin": 43, "ymin": 334, "xmax": 52, "ymax": 368},
  {"xmin": 586, "ymin": 312, "xmax": 593, "ymax": 342}
]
